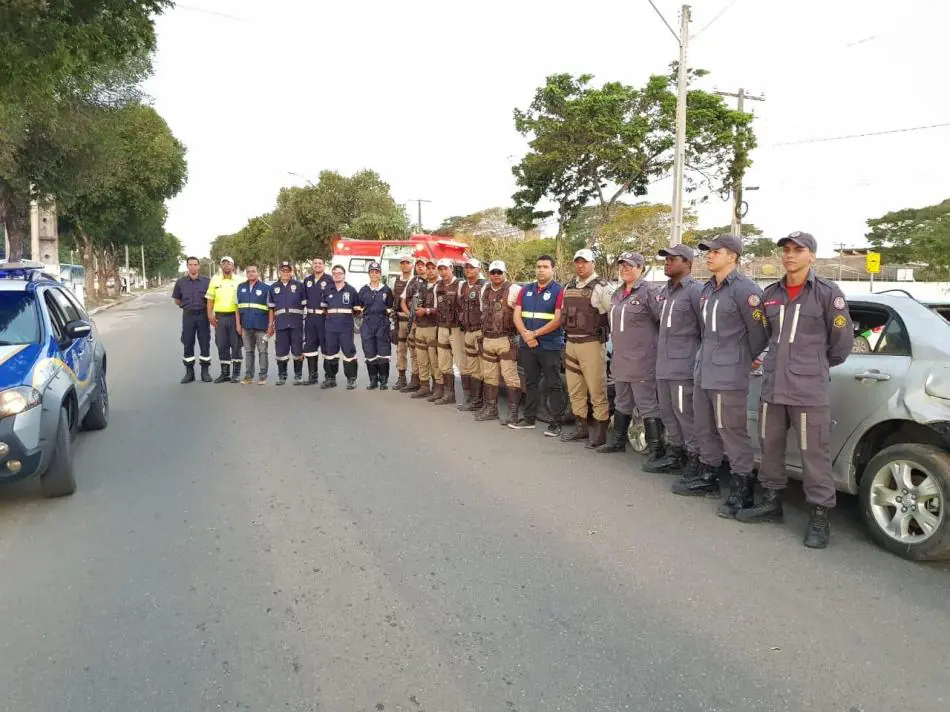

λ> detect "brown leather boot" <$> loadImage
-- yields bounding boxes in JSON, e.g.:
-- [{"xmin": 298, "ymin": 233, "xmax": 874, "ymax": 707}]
[
  {"xmin": 435, "ymin": 373, "xmax": 456, "ymax": 405},
  {"xmin": 427, "ymin": 378, "xmax": 444, "ymax": 402},
  {"xmin": 500, "ymin": 386, "xmax": 521, "ymax": 426},
  {"xmin": 585, "ymin": 419, "xmax": 609, "ymax": 449},
  {"xmin": 409, "ymin": 377, "xmax": 431, "ymax": 399},
  {"xmin": 560, "ymin": 417, "xmax": 589, "ymax": 443},
  {"xmin": 393, "ymin": 370, "xmax": 407, "ymax": 390},
  {"xmin": 474, "ymin": 385, "xmax": 499, "ymax": 421},
  {"xmin": 460, "ymin": 378, "xmax": 483, "ymax": 412},
  {"xmin": 402, "ymin": 373, "xmax": 421, "ymax": 393}
]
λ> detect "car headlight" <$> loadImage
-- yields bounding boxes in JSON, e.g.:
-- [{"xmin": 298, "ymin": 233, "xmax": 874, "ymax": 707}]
[{"xmin": 0, "ymin": 387, "xmax": 42, "ymax": 418}]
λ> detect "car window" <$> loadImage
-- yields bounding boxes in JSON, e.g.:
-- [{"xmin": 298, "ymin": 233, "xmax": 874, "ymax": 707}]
[
  {"xmin": 58, "ymin": 286, "xmax": 88, "ymax": 320},
  {"xmin": 349, "ymin": 258, "xmax": 372, "ymax": 273},
  {"xmin": 849, "ymin": 306, "xmax": 911, "ymax": 357},
  {"xmin": 43, "ymin": 292, "xmax": 67, "ymax": 341},
  {"xmin": 0, "ymin": 292, "xmax": 42, "ymax": 345}
]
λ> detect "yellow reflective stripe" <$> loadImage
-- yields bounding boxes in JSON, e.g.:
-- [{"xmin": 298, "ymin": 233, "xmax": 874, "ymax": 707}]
[
  {"xmin": 521, "ymin": 311, "xmax": 555, "ymax": 320},
  {"xmin": 237, "ymin": 303, "xmax": 269, "ymax": 310}
]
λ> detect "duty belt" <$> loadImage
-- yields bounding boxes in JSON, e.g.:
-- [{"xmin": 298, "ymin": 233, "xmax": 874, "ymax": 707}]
[
  {"xmin": 274, "ymin": 308, "xmax": 304, "ymax": 315},
  {"xmin": 327, "ymin": 308, "xmax": 353, "ymax": 314},
  {"xmin": 566, "ymin": 333, "xmax": 600, "ymax": 344}
]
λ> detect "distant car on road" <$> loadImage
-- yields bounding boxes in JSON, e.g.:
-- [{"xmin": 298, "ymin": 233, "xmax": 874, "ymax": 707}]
[{"xmin": 0, "ymin": 262, "xmax": 109, "ymax": 497}]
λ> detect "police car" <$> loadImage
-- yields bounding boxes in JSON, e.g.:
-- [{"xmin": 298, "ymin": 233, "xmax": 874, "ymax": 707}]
[{"xmin": 0, "ymin": 263, "xmax": 108, "ymax": 497}]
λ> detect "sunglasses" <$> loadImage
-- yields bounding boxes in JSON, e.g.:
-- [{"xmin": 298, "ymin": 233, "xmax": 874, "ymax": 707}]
[{"xmin": 489, "ymin": 270, "xmax": 503, "ymax": 275}]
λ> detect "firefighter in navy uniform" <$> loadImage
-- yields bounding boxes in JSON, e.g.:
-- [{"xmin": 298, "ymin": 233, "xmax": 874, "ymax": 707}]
[
  {"xmin": 736, "ymin": 231, "xmax": 854, "ymax": 550},
  {"xmin": 390, "ymin": 256, "xmax": 414, "ymax": 390},
  {"xmin": 301, "ymin": 257, "xmax": 332, "ymax": 385},
  {"xmin": 358, "ymin": 261, "xmax": 396, "ymax": 390},
  {"xmin": 321, "ymin": 264, "xmax": 362, "ymax": 390},
  {"xmin": 171, "ymin": 256, "xmax": 212, "ymax": 383},
  {"xmin": 268, "ymin": 261, "xmax": 306, "ymax": 385}
]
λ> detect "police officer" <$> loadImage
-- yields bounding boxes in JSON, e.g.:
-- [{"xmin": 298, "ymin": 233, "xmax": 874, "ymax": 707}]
[
  {"xmin": 672, "ymin": 234, "xmax": 769, "ymax": 519},
  {"xmin": 434, "ymin": 258, "xmax": 465, "ymax": 405},
  {"xmin": 644, "ymin": 244, "xmax": 704, "ymax": 476},
  {"xmin": 474, "ymin": 261, "xmax": 522, "ymax": 425},
  {"xmin": 560, "ymin": 248, "xmax": 613, "ymax": 448},
  {"xmin": 358, "ymin": 261, "xmax": 395, "ymax": 390},
  {"xmin": 410, "ymin": 259, "xmax": 440, "ymax": 400},
  {"xmin": 321, "ymin": 264, "xmax": 362, "ymax": 390},
  {"xmin": 171, "ymin": 256, "xmax": 212, "ymax": 383},
  {"xmin": 302, "ymin": 257, "xmax": 332, "ymax": 386},
  {"xmin": 597, "ymin": 252, "xmax": 664, "ymax": 459},
  {"xmin": 268, "ymin": 261, "xmax": 306, "ymax": 385},
  {"xmin": 205, "ymin": 255, "xmax": 243, "ymax": 383},
  {"xmin": 398, "ymin": 257, "xmax": 428, "ymax": 393},
  {"xmin": 736, "ymin": 232, "xmax": 853, "ymax": 549},
  {"xmin": 391, "ymin": 256, "xmax": 415, "ymax": 390},
  {"xmin": 457, "ymin": 257, "xmax": 486, "ymax": 413},
  {"xmin": 235, "ymin": 264, "xmax": 272, "ymax": 385}
]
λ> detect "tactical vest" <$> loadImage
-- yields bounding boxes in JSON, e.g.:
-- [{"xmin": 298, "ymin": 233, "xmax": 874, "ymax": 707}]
[
  {"xmin": 393, "ymin": 276, "xmax": 410, "ymax": 320},
  {"xmin": 416, "ymin": 281, "xmax": 438, "ymax": 328},
  {"xmin": 458, "ymin": 279, "xmax": 486, "ymax": 331},
  {"xmin": 435, "ymin": 279, "xmax": 460, "ymax": 328},
  {"xmin": 563, "ymin": 276, "xmax": 609, "ymax": 342},
  {"xmin": 482, "ymin": 281, "xmax": 515, "ymax": 338}
]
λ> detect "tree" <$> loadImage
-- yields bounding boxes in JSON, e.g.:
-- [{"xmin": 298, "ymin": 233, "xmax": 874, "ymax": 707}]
[
  {"xmin": 686, "ymin": 223, "xmax": 775, "ymax": 257},
  {"xmin": 866, "ymin": 198, "xmax": 950, "ymax": 279},
  {"xmin": 434, "ymin": 207, "xmax": 533, "ymax": 240},
  {"xmin": 507, "ymin": 70, "xmax": 755, "ymax": 247}
]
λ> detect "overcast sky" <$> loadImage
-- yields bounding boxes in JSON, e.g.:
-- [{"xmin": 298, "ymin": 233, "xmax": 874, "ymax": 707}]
[{"xmin": 145, "ymin": 0, "xmax": 950, "ymax": 258}]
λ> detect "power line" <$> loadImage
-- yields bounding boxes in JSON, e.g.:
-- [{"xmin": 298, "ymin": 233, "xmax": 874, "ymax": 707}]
[
  {"xmin": 693, "ymin": 0, "xmax": 741, "ymax": 37},
  {"xmin": 773, "ymin": 121, "xmax": 950, "ymax": 146},
  {"xmin": 175, "ymin": 3, "xmax": 245, "ymax": 20},
  {"xmin": 645, "ymin": 0, "xmax": 680, "ymax": 44}
]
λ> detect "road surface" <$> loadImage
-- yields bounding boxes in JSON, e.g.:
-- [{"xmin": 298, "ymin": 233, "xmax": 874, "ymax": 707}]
[{"xmin": 1, "ymin": 291, "xmax": 948, "ymax": 712}]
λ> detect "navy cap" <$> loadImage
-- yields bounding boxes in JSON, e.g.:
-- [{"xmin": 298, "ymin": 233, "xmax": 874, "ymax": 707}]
[
  {"xmin": 698, "ymin": 233, "xmax": 743, "ymax": 256},
  {"xmin": 777, "ymin": 231, "xmax": 817, "ymax": 253},
  {"xmin": 368, "ymin": 261, "xmax": 382, "ymax": 272},
  {"xmin": 279, "ymin": 261, "xmax": 293, "ymax": 269},
  {"xmin": 658, "ymin": 244, "xmax": 695, "ymax": 262},
  {"xmin": 617, "ymin": 251, "xmax": 645, "ymax": 267}
]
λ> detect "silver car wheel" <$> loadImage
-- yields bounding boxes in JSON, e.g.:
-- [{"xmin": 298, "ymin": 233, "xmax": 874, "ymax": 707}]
[
  {"xmin": 869, "ymin": 459, "xmax": 944, "ymax": 545},
  {"xmin": 627, "ymin": 417, "xmax": 648, "ymax": 455}
]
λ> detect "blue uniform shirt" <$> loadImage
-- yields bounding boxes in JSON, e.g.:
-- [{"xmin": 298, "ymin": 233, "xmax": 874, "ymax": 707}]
[
  {"xmin": 267, "ymin": 279, "xmax": 306, "ymax": 330},
  {"xmin": 321, "ymin": 282, "xmax": 360, "ymax": 332},
  {"xmin": 303, "ymin": 273, "xmax": 332, "ymax": 317},
  {"xmin": 518, "ymin": 280, "xmax": 565, "ymax": 351},
  {"xmin": 237, "ymin": 279, "xmax": 270, "ymax": 330},
  {"xmin": 358, "ymin": 283, "xmax": 394, "ymax": 317}
]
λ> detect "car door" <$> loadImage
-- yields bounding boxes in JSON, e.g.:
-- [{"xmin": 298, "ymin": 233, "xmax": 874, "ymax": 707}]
[{"xmin": 45, "ymin": 287, "xmax": 95, "ymax": 408}]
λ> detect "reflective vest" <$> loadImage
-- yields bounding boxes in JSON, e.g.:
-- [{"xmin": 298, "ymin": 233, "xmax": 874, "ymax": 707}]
[
  {"xmin": 237, "ymin": 280, "xmax": 270, "ymax": 330},
  {"xmin": 519, "ymin": 280, "xmax": 564, "ymax": 350}
]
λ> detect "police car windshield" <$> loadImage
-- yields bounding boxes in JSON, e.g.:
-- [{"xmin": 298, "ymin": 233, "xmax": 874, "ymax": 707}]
[{"xmin": 0, "ymin": 292, "xmax": 41, "ymax": 345}]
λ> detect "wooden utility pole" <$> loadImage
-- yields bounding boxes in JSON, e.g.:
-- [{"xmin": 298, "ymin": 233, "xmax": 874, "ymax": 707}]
[
  {"xmin": 407, "ymin": 199, "xmax": 431, "ymax": 233},
  {"xmin": 140, "ymin": 244, "xmax": 147, "ymax": 289},
  {"xmin": 669, "ymin": 5, "xmax": 691, "ymax": 246},
  {"xmin": 714, "ymin": 88, "xmax": 765, "ymax": 239}
]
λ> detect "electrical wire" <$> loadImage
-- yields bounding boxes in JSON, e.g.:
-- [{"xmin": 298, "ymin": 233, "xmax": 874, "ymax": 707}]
[
  {"xmin": 773, "ymin": 122, "xmax": 950, "ymax": 146},
  {"xmin": 693, "ymin": 0, "xmax": 741, "ymax": 38},
  {"xmin": 175, "ymin": 3, "xmax": 245, "ymax": 20},
  {"xmin": 645, "ymin": 0, "xmax": 680, "ymax": 44}
]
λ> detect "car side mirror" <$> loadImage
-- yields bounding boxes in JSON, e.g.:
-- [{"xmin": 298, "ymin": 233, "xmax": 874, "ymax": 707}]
[{"xmin": 63, "ymin": 320, "xmax": 92, "ymax": 340}]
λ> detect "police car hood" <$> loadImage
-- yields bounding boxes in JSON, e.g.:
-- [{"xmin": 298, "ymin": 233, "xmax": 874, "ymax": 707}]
[{"xmin": 0, "ymin": 343, "xmax": 45, "ymax": 390}]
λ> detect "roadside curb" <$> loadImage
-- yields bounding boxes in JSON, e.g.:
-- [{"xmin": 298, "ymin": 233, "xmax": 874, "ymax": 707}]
[{"xmin": 88, "ymin": 287, "xmax": 164, "ymax": 316}]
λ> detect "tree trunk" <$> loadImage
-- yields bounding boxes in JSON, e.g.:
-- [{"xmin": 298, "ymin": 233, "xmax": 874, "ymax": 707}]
[
  {"xmin": 0, "ymin": 193, "xmax": 26, "ymax": 262},
  {"xmin": 79, "ymin": 229, "xmax": 95, "ymax": 299}
]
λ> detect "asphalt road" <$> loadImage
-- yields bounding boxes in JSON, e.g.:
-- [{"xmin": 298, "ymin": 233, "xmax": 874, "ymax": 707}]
[{"xmin": 1, "ymin": 291, "xmax": 948, "ymax": 712}]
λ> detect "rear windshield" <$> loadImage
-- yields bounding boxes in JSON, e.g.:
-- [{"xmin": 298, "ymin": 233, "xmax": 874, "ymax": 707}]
[{"xmin": 0, "ymin": 292, "xmax": 41, "ymax": 345}]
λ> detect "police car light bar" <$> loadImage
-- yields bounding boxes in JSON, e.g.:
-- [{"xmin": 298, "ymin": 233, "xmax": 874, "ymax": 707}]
[{"xmin": 0, "ymin": 262, "xmax": 58, "ymax": 282}]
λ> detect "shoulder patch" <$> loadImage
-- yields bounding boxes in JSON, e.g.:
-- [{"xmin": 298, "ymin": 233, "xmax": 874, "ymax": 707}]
[
  {"xmin": 752, "ymin": 308, "xmax": 764, "ymax": 323},
  {"xmin": 747, "ymin": 294, "xmax": 761, "ymax": 308},
  {"xmin": 833, "ymin": 296, "xmax": 846, "ymax": 310},
  {"xmin": 833, "ymin": 314, "xmax": 847, "ymax": 329}
]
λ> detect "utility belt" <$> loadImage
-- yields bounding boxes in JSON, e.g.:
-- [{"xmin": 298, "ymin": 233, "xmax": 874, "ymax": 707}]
[
  {"xmin": 183, "ymin": 308, "xmax": 206, "ymax": 316},
  {"xmin": 214, "ymin": 310, "xmax": 236, "ymax": 317},
  {"xmin": 566, "ymin": 331, "xmax": 604, "ymax": 344},
  {"xmin": 483, "ymin": 330, "xmax": 514, "ymax": 340}
]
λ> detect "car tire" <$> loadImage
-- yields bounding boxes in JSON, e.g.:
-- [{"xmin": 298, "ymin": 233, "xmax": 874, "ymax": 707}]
[
  {"xmin": 41, "ymin": 408, "xmax": 77, "ymax": 498},
  {"xmin": 626, "ymin": 416, "xmax": 648, "ymax": 455},
  {"xmin": 81, "ymin": 372, "xmax": 109, "ymax": 431},
  {"xmin": 859, "ymin": 443, "xmax": 950, "ymax": 561}
]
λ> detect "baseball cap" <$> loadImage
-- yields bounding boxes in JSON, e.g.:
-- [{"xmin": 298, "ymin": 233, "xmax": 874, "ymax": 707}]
[
  {"xmin": 436, "ymin": 258, "xmax": 453, "ymax": 268},
  {"xmin": 399, "ymin": 256, "xmax": 412, "ymax": 263},
  {"xmin": 425, "ymin": 257, "xmax": 437, "ymax": 266},
  {"xmin": 697, "ymin": 233, "xmax": 743, "ymax": 256},
  {"xmin": 658, "ymin": 244, "xmax": 695, "ymax": 261},
  {"xmin": 464, "ymin": 257, "xmax": 481, "ymax": 268},
  {"xmin": 777, "ymin": 231, "xmax": 818, "ymax": 253},
  {"xmin": 573, "ymin": 248, "xmax": 595, "ymax": 262},
  {"xmin": 220, "ymin": 255, "xmax": 234, "ymax": 265},
  {"xmin": 488, "ymin": 260, "xmax": 507, "ymax": 273},
  {"xmin": 414, "ymin": 256, "xmax": 426, "ymax": 264},
  {"xmin": 368, "ymin": 261, "xmax": 382, "ymax": 272},
  {"xmin": 279, "ymin": 260, "xmax": 292, "ymax": 270},
  {"xmin": 617, "ymin": 251, "xmax": 644, "ymax": 267}
]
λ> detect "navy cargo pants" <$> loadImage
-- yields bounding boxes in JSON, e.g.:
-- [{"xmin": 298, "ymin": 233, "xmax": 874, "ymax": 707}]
[{"xmin": 181, "ymin": 310, "xmax": 211, "ymax": 365}]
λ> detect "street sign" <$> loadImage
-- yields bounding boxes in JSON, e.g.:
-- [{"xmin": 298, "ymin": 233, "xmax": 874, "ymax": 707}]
[{"xmin": 866, "ymin": 252, "xmax": 881, "ymax": 274}]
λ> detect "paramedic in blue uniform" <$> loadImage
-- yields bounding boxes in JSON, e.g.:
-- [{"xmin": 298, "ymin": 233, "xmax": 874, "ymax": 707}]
[
  {"xmin": 321, "ymin": 264, "xmax": 362, "ymax": 390},
  {"xmin": 302, "ymin": 257, "xmax": 332, "ymax": 386},
  {"xmin": 171, "ymin": 256, "xmax": 212, "ymax": 383},
  {"xmin": 268, "ymin": 261, "xmax": 306, "ymax": 386},
  {"xmin": 235, "ymin": 264, "xmax": 272, "ymax": 385},
  {"xmin": 358, "ymin": 261, "xmax": 396, "ymax": 390}
]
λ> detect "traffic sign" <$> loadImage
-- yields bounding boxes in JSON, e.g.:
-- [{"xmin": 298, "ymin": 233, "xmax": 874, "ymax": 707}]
[{"xmin": 866, "ymin": 252, "xmax": 881, "ymax": 274}]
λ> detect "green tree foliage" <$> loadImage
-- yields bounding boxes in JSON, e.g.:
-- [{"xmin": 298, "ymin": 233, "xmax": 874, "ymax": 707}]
[
  {"xmin": 686, "ymin": 223, "xmax": 775, "ymax": 257},
  {"xmin": 866, "ymin": 198, "xmax": 950, "ymax": 279},
  {"xmin": 507, "ymin": 70, "xmax": 756, "ymax": 246},
  {"xmin": 434, "ymin": 207, "xmax": 532, "ymax": 240}
]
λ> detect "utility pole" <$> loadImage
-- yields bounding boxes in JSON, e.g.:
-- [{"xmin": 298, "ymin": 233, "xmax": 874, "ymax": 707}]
[
  {"xmin": 124, "ymin": 245, "xmax": 130, "ymax": 293},
  {"xmin": 669, "ymin": 5, "xmax": 691, "ymax": 246},
  {"xmin": 140, "ymin": 244, "xmax": 147, "ymax": 289},
  {"xmin": 714, "ymin": 87, "xmax": 765, "ymax": 239},
  {"xmin": 407, "ymin": 199, "xmax": 431, "ymax": 234}
]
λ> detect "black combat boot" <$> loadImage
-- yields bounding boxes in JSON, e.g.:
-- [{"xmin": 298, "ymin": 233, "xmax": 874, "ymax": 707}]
[
  {"xmin": 457, "ymin": 375, "xmax": 473, "ymax": 409},
  {"xmin": 803, "ymin": 505, "xmax": 830, "ymax": 549},
  {"xmin": 596, "ymin": 412, "xmax": 631, "ymax": 453},
  {"xmin": 304, "ymin": 356, "xmax": 319, "ymax": 385},
  {"xmin": 366, "ymin": 362, "xmax": 379, "ymax": 390},
  {"xmin": 292, "ymin": 359, "xmax": 303, "ymax": 385},
  {"xmin": 474, "ymin": 385, "xmax": 499, "ymax": 422},
  {"xmin": 275, "ymin": 361, "xmax": 287, "ymax": 385},
  {"xmin": 214, "ymin": 364, "xmax": 231, "ymax": 384},
  {"xmin": 643, "ymin": 445, "xmax": 687, "ymax": 474},
  {"xmin": 180, "ymin": 361, "xmax": 196, "ymax": 384},
  {"xmin": 199, "ymin": 361, "xmax": 213, "ymax": 382},
  {"xmin": 560, "ymin": 418, "xmax": 589, "ymax": 443},
  {"xmin": 394, "ymin": 369, "xmax": 407, "ymax": 390},
  {"xmin": 459, "ymin": 378, "xmax": 483, "ymax": 412},
  {"xmin": 230, "ymin": 362, "xmax": 241, "ymax": 383},
  {"xmin": 436, "ymin": 373, "xmax": 456, "ymax": 405},
  {"xmin": 675, "ymin": 452, "xmax": 701, "ymax": 484},
  {"xmin": 642, "ymin": 418, "xmax": 666, "ymax": 469},
  {"xmin": 736, "ymin": 487, "xmax": 784, "ymax": 524},
  {"xmin": 585, "ymin": 419, "xmax": 608, "ymax": 449},
  {"xmin": 717, "ymin": 473, "xmax": 756, "ymax": 519},
  {"xmin": 378, "ymin": 361, "xmax": 390, "ymax": 390},
  {"xmin": 671, "ymin": 461, "xmax": 721, "ymax": 496}
]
